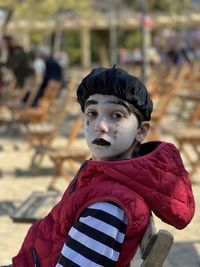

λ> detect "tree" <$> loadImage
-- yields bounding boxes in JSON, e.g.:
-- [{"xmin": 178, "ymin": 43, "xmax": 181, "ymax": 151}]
[
  {"xmin": 0, "ymin": 0, "xmax": 93, "ymax": 20},
  {"xmin": 124, "ymin": 0, "xmax": 192, "ymax": 13},
  {"xmin": 0, "ymin": 0, "xmax": 94, "ymax": 64}
]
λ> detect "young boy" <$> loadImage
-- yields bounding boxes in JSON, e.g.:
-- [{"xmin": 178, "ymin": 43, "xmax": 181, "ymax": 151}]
[{"xmin": 11, "ymin": 66, "xmax": 195, "ymax": 267}]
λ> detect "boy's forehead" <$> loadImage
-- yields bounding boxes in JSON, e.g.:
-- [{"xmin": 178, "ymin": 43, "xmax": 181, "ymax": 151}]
[{"xmin": 86, "ymin": 94, "xmax": 126, "ymax": 104}]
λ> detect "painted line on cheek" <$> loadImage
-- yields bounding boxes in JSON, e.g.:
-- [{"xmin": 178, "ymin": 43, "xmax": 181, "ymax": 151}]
[
  {"xmin": 114, "ymin": 130, "xmax": 118, "ymax": 139},
  {"xmin": 114, "ymin": 124, "xmax": 119, "ymax": 139}
]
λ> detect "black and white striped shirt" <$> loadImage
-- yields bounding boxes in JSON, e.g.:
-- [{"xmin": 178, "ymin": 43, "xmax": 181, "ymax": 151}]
[{"xmin": 56, "ymin": 202, "xmax": 128, "ymax": 267}]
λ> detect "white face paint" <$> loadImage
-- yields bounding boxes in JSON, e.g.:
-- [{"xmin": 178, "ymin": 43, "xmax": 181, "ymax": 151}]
[{"xmin": 83, "ymin": 94, "xmax": 140, "ymax": 161}]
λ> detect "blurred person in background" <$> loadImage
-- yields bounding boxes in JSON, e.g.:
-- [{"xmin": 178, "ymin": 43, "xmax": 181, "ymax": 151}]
[
  {"xmin": 0, "ymin": 35, "xmax": 35, "ymax": 88},
  {"xmin": 32, "ymin": 46, "xmax": 46, "ymax": 82},
  {"xmin": 32, "ymin": 45, "xmax": 65, "ymax": 107},
  {"xmin": 54, "ymin": 50, "xmax": 69, "ymax": 70}
]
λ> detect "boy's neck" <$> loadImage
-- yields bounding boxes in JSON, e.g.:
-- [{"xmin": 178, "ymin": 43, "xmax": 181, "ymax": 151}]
[{"xmin": 91, "ymin": 144, "xmax": 137, "ymax": 161}]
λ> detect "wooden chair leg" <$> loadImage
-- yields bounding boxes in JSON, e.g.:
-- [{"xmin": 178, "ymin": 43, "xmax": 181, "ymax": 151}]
[
  {"xmin": 176, "ymin": 140, "xmax": 200, "ymax": 179},
  {"xmin": 67, "ymin": 118, "xmax": 83, "ymax": 145},
  {"xmin": 36, "ymin": 153, "xmax": 45, "ymax": 169},
  {"xmin": 48, "ymin": 174, "xmax": 60, "ymax": 191},
  {"xmin": 189, "ymin": 144, "xmax": 200, "ymax": 177},
  {"xmin": 30, "ymin": 151, "xmax": 44, "ymax": 172},
  {"xmin": 176, "ymin": 140, "xmax": 193, "ymax": 166},
  {"xmin": 30, "ymin": 151, "xmax": 40, "ymax": 171},
  {"xmin": 48, "ymin": 157, "xmax": 71, "ymax": 191},
  {"xmin": 188, "ymin": 106, "xmax": 200, "ymax": 127},
  {"xmin": 61, "ymin": 168, "xmax": 72, "ymax": 182},
  {"xmin": 67, "ymin": 160, "xmax": 79, "ymax": 174}
]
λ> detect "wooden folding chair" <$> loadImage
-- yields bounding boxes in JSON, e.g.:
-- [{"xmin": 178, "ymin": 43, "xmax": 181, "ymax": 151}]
[
  {"xmin": 1, "ymin": 78, "xmax": 28, "ymax": 117},
  {"xmin": 20, "ymin": 87, "xmax": 70, "ymax": 169},
  {"xmin": 148, "ymin": 65, "xmax": 190, "ymax": 141},
  {"xmin": 131, "ymin": 217, "xmax": 174, "ymax": 267},
  {"xmin": 44, "ymin": 117, "xmax": 90, "ymax": 191},
  {"xmin": 16, "ymin": 79, "xmax": 61, "ymax": 124},
  {"xmin": 161, "ymin": 92, "xmax": 200, "ymax": 179},
  {"xmin": 21, "ymin": 103, "xmax": 89, "ymax": 191},
  {"xmin": 175, "ymin": 129, "xmax": 200, "ymax": 177},
  {"xmin": 23, "ymin": 115, "xmax": 89, "ymax": 191},
  {"xmin": 147, "ymin": 65, "xmax": 177, "ymax": 100},
  {"xmin": 5, "ymin": 77, "xmax": 41, "ymax": 127},
  {"xmin": 173, "ymin": 103, "xmax": 200, "ymax": 178}
]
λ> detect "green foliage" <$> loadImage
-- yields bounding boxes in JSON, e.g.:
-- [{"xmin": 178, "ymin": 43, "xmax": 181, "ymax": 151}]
[
  {"xmin": 29, "ymin": 32, "xmax": 44, "ymax": 45},
  {"xmin": 91, "ymin": 31, "xmax": 100, "ymax": 63},
  {"xmin": 148, "ymin": 0, "xmax": 192, "ymax": 13},
  {"xmin": 0, "ymin": 0, "xmax": 193, "ymax": 20},
  {"xmin": 62, "ymin": 30, "xmax": 81, "ymax": 65},
  {"xmin": 118, "ymin": 29, "xmax": 141, "ymax": 52},
  {"xmin": 0, "ymin": 0, "xmax": 93, "ymax": 20},
  {"xmin": 119, "ymin": 30, "xmax": 141, "ymax": 50},
  {"xmin": 0, "ymin": 0, "xmax": 18, "ymax": 8},
  {"xmin": 124, "ymin": 0, "xmax": 192, "ymax": 13},
  {"xmin": 0, "ymin": 0, "xmax": 194, "ymax": 66}
]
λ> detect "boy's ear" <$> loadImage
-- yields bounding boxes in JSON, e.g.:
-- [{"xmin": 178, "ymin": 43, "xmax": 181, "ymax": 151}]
[{"xmin": 136, "ymin": 121, "xmax": 150, "ymax": 143}]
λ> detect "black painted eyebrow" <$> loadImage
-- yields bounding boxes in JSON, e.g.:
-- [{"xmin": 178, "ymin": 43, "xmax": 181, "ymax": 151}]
[
  {"xmin": 106, "ymin": 100, "xmax": 131, "ymax": 113},
  {"xmin": 84, "ymin": 99, "xmax": 131, "ymax": 113},
  {"xmin": 84, "ymin": 100, "xmax": 98, "ymax": 110},
  {"xmin": 107, "ymin": 100, "xmax": 144, "ymax": 122}
]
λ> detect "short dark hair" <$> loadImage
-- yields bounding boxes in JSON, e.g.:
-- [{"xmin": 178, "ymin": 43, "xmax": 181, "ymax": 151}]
[{"xmin": 77, "ymin": 66, "xmax": 153, "ymax": 121}]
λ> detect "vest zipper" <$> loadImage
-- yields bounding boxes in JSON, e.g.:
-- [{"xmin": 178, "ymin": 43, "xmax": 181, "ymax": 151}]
[
  {"xmin": 32, "ymin": 249, "xmax": 40, "ymax": 267},
  {"xmin": 69, "ymin": 161, "xmax": 87, "ymax": 194}
]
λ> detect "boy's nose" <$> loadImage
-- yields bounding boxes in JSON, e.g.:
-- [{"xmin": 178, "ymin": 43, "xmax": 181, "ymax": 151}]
[{"xmin": 95, "ymin": 118, "xmax": 109, "ymax": 133}]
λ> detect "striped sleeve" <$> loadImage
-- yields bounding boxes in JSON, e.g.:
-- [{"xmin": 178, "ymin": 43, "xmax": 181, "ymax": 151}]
[{"xmin": 56, "ymin": 202, "xmax": 128, "ymax": 267}]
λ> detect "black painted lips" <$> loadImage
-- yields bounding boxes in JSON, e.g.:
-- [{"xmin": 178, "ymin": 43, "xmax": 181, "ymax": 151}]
[{"xmin": 92, "ymin": 138, "xmax": 111, "ymax": 146}]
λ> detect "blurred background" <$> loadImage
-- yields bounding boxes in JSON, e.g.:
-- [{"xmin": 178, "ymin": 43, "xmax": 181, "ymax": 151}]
[{"xmin": 0, "ymin": 0, "xmax": 200, "ymax": 266}]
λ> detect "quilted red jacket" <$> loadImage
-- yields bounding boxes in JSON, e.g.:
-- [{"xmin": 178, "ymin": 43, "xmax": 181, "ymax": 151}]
[{"xmin": 12, "ymin": 141, "xmax": 195, "ymax": 267}]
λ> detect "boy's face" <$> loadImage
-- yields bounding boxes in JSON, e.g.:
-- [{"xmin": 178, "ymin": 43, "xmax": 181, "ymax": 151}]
[{"xmin": 83, "ymin": 94, "xmax": 149, "ymax": 161}]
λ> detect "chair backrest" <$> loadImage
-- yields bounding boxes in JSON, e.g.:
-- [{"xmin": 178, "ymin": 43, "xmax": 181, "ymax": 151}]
[
  {"xmin": 131, "ymin": 217, "xmax": 174, "ymax": 267},
  {"xmin": 148, "ymin": 65, "xmax": 190, "ymax": 140},
  {"xmin": 188, "ymin": 103, "xmax": 200, "ymax": 128},
  {"xmin": 67, "ymin": 117, "xmax": 83, "ymax": 146},
  {"xmin": 45, "ymin": 87, "xmax": 69, "ymax": 130},
  {"xmin": 38, "ymin": 80, "xmax": 61, "ymax": 110},
  {"xmin": 157, "ymin": 64, "xmax": 189, "ymax": 114}
]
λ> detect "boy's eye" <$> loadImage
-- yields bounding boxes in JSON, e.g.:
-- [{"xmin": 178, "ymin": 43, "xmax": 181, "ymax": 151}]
[
  {"xmin": 112, "ymin": 112, "xmax": 124, "ymax": 119},
  {"xmin": 86, "ymin": 111, "xmax": 98, "ymax": 118}
]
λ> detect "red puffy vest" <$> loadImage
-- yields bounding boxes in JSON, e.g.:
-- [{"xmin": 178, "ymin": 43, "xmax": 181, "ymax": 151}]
[{"xmin": 12, "ymin": 141, "xmax": 195, "ymax": 267}]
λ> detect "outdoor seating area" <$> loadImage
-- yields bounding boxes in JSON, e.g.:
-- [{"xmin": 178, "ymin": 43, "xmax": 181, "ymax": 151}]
[
  {"xmin": 1, "ymin": 62, "xmax": 199, "ymax": 187},
  {"xmin": 0, "ymin": 69, "xmax": 90, "ymax": 189},
  {"xmin": 145, "ymin": 64, "xmax": 200, "ymax": 181},
  {"xmin": 0, "ymin": 64, "xmax": 200, "ymax": 266},
  {"xmin": 0, "ymin": 1, "xmax": 200, "ymax": 266}
]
